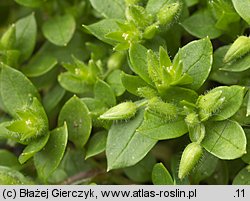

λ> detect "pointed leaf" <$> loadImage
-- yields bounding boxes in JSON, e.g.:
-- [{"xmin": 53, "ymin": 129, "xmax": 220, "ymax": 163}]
[
  {"xmin": 22, "ymin": 52, "xmax": 57, "ymax": 77},
  {"xmin": 83, "ymin": 19, "xmax": 120, "ymax": 45},
  {"xmin": 85, "ymin": 131, "xmax": 107, "ymax": 159},
  {"xmin": 18, "ymin": 133, "xmax": 50, "ymax": 164},
  {"xmin": 129, "ymin": 43, "xmax": 153, "ymax": 85},
  {"xmin": 94, "ymin": 80, "xmax": 116, "ymax": 107},
  {"xmin": 152, "ymin": 163, "xmax": 174, "ymax": 185},
  {"xmin": 159, "ymin": 46, "xmax": 172, "ymax": 68},
  {"xmin": 209, "ymin": 86, "xmax": 245, "ymax": 121},
  {"xmin": 34, "ymin": 123, "xmax": 68, "ymax": 181},
  {"xmin": 42, "ymin": 14, "xmax": 76, "ymax": 46},
  {"xmin": 58, "ymin": 72, "xmax": 90, "ymax": 94},
  {"xmin": 16, "ymin": 13, "xmax": 37, "ymax": 62},
  {"xmin": 58, "ymin": 96, "xmax": 92, "ymax": 149},
  {"xmin": 181, "ymin": 9, "xmax": 222, "ymax": 39},
  {"xmin": 178, "ymin": 37, "xmax": 213, "ymax": 90},
  {"xmin": 121, "ymin": 72, "xmax": 149, "ymax": 96},
  {"xmin": 232, "ymin": 165, "xmax": 250, "ymax": 185},
  {"xmin": 0, "ymin": 64, "xmax": 40, "ymax": 117},
  {"xmin": 90, "ymin": 0, "xmax": 125, "ymax": 19},
  {"xmin": 106, "ymin": 69, "xmax": 125, "ymax": 96},
  {"xmin": 232, "ymin": 0, "xmax": 250, "ymax": 24},
  {"xmin": 106, "ymin": 109, "xmax": 157, "ymax": 170}
]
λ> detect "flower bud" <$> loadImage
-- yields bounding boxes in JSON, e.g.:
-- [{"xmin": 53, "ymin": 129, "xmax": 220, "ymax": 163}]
[
  {"xmin": 197, "ymin": 90, "xmax": 224, "ymax": 121},
  {"xmin": 224, "ymin": 36, "xmax": 250, "ymax": 63},
  {"xmin": 178, "ymin": 142, "xmax": 203, "ymax": 179},
  {"xmin": 99, "ymin": 102, "xmax": 137, "ymax": 120},
  {"xmin": 185, "ymin": 112, "xmax": 200, "ymax": 127},
  {"xmin": 157, "ymin": 2, "xmax": 182, "ymax": 26},
  {"xmin": 6, "ymin": 97, "xmax": 48, "ymax": 143},
  {"xmin": 137, "ymin": 87, "xmax": 158, "ymax": 99},
  {"xmin": 143, "ymin": 24, "xmax": 159, "ymax": 39},
  {"xmin": 147, "ymin": 97, "xmax": 177, "ymax": 120}
]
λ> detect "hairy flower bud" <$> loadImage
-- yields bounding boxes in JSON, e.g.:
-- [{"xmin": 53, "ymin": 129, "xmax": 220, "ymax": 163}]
[
  {"xmin": 99, "ymin": 102, "xmax": 137, "ymax": 120},
  {"xmin": 178, "ymin": 142, "xmax": 203, "ymax": 179},
  {"xmin": 224, "ymin": 36, "xmax": 250, "ymax": 63},
  {"xmin": 157, "ymin": 2, "xmax": 182, "ymax": 26},
  {"xmin": 197, "ymin": 90, "xmax": 225, "ymax": 121}
]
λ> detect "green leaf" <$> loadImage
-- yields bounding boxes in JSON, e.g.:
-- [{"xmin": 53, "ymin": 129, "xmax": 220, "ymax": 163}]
[
  {"xmin": 0, "ymin": 122, "xmax": 20, "ymax": 142},
  {"xmin": 129, "ymin": 43, "xmax": 153, "ymax": 85},
  {"xmin": 121, "ymin": 72, "xmax": 149, "ymax": 96},
  {"xmin": 161, "ymin": 86, "xmax": 198, "ymax": 106},
  {"xmin": 146, "ymin": 0, "xmax": 169, "ymax": 16},
  {"xmin": 0, "ymin": 149, "xmax": 20, "ymax": 169},
  {"xmin": 152, "ymin": 163, "xmax": 174, "ymax": 185},
  {"xmin": 83, "ymin": 19, "xmax": 120, "ymax": 45},
  {"xmin": 15, "ymin": 0, "xmax": 45, "ymax": 8},
  {"xmin": 242, "ymin": 129, "xmax": 250, "ymax": 164},
  {"xmin": 106, "ymin": 69, "xmax": 125, "ymax": 96},
  {"xmin": 58, "ymin": 96, "xmax": 92, "ymax": 149},
  {"xmin": 221, "ymin": 55, "xmax": 250, "ymax": 72},
  {"xmin": 42, "ymin": 14, "xmax": 76, "ymax": 46},
  {"xmin": 202, "ymin": 120, "xmax": 246, "ymax": 160},
  {"xmin": 0, "ymin": 24, "xmax": 16, "ymax": 50},
  {"xmin": 209, "ymin": 86, "xmax": 245, "ymax": 121},
  {"xmin": 124, "ymin": 153, "xmax": 156, "ymax": 183},
  {"xmin": 210, "ymin": 0, "xmax": 240, "ymax": 31},
  {"xmin": 210, "ymin": 46, "xmax": 249, "ymax": 85},
  {"xmin": 233, "ymin": 165, "xmax": 250, "ymax": 185},
  {"xmin": 138, "ymin": 110, "xmax": 188, "ymax": 140},
  {"xmin": 18, "ymin": 133, "xmax": 50, "ymax": 164},
  {"xmin": 34, "ymin": 123, "xmax": 68, "ymax": 181},
  {"xmin": 81, "ymin": 97, "xmax": 107, "ymax": 117},
  {"xmin": 90, "ymin": 0, "xmax": 125, "ymax": 19},
  {"xmin": 206, "ymin": 160, "xmax": 229, "ymax": 184},
  {"xmin": 178, "ymin": 37, "xmax": 213, "ymax": 90},
  {"xmin": 58, "ymin": 72, "xmax": 90, "ymax": 94},
  {"xmin": 232, "ymin": 0, "xmax": 250, "ymax": 24},
  {"xmin": 22, "ymin": 51, "xmax": 57, "ymax": 77},
  {"xmin": 85, "ymin": 131, "xmax": 107, "ymax": 159},
  {"xmin": 0, "ymin": 49, "xmax": 20, "ymax": 67},
  {"xmin": 191, "ymin": 150, "xmax": 218, "ymax": 184},
  {"xmin": 16, "ymin": 13, "xmax": 37, "ymax": 62},
  {"xmin": 181, "ymin": 9, "xmax": 222, "ymax": 39},
  {"xmin": 94, "ymin": 80, "xmax": 116, "ymax": 107},
  {"xmin": 0, "ymin": 64, "xmax": 40, "ymax": 117},
  {"xmin": 223, "ymin": 36, "xmax": 250, "ymax": 64},
  {"xmin": 232, "ymin": 165, "xmax": 250, "ymax": 185},
  {"xmin": 0, "ymin": 166, "xmax": 32, "ymax": 184},
  {"xmin": 106, "ymin": 109, "xmax": 157, "ymax": 170}
]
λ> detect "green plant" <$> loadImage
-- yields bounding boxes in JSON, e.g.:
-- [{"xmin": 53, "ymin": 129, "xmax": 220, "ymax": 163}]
[{"xmin": 0, "ymin": 0, "xmax": 249, "ymax": 185}]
